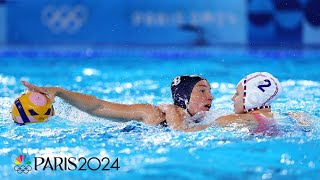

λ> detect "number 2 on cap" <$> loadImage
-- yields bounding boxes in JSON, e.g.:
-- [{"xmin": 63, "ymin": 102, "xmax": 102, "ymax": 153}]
[{"xmin": 258, "ymin": 79, "xmax": 271, "ymax": 92}]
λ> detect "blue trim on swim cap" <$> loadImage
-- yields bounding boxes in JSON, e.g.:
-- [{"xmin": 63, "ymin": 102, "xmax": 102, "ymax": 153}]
[
  {"xmin": 171, "ymin": 75, "xmax": 205, "ymax": 109},
  {"xmin": 14, "ymin": 98, "xmax": 30, "ymax": 124}
]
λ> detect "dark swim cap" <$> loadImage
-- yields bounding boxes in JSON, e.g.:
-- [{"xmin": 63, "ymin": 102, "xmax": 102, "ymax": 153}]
[{"xmin": 171, "ymin": 75, "xmax": 205, "ymax": 109}]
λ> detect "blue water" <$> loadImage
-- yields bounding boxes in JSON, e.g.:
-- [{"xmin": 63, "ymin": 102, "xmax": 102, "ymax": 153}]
[{"xmin": 0, "ymin": 48, "xmax": 319, "ymax": 179}]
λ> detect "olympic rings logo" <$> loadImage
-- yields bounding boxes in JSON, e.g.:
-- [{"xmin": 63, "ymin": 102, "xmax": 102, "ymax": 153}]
[
  {"xmin": 14, "ymin": 165, "xmax": 32, "ymax": 174},
  {"xmin": 41, "ymin": 5, "xmax": 88, "ymax": 34}
]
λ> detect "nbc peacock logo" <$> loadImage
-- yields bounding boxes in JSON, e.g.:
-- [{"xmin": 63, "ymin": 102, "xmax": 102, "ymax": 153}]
[{"xmin": 13, "ymin": 154, "xmax": 32, "ymax": 174}]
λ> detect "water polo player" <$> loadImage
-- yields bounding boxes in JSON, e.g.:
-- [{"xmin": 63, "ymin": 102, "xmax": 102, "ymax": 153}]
[
  {"xmin": 159, "ymin": 75, "xmax": 213, "ymax": 129},
  {"xmin": 160, "ymin": 72, "xmax": 283, "ymax": 132},
  {"xmin": 20, "ymin": 75, "xmax": 213, "ymax": 130},
  {"xmin": 215, "ymin": 72, "xmax": 282, "ymax": 128}
]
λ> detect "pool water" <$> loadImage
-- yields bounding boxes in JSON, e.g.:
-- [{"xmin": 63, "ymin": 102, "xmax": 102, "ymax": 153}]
[{"xmin": 0, "ymin": 48, "xmax": 319, "ymax": 179}]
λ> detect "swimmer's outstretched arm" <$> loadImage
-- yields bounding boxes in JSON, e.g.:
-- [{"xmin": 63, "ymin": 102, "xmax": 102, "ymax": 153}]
[
  {"xmin": 21, "ymin": 81, "xmax": 165, "ymax": 124},
  {"xmin": 160, "ymin": 104, "xmax": 258, "ymax": 129},
  {"xmin": 215, "ymin": 114, "xmax": 255, "ymax": 126}
]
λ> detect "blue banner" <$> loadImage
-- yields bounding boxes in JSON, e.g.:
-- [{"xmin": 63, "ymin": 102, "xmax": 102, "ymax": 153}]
[
  {"xmin": 6, "ymin": 0, "xmax": 246, "ymax": 46},
  {"xmin": 0, "ymin": 5, "xmax": 5, "ymax": 44},
  {"xmin": 3, "ymin": 0, "xmax": 320, "ymax": 46},
  {"xmin": 248, "ymin": 0, "xmax": 320, "ymax": 46}
]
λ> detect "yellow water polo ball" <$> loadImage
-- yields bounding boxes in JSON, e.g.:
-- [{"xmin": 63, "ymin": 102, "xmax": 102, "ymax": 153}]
[{"xmin": 11, "ymin": 92, "xmax": 54, "ymax": 125}]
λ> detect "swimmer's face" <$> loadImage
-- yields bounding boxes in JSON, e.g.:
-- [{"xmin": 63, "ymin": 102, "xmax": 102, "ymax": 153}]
[
  {"xmin": 232, "ymin": 84, "xmax": 244, "ymax": 114},
  {"xmin": 188, "ymin": 80, "xmax": 213, "ymax": 116}
]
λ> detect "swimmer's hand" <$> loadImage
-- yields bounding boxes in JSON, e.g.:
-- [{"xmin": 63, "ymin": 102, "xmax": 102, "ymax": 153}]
[
  {"xmin": 21, "ymin": 80, "xmax": 59, "ymax": 103},
  {"xmin": 288, "ymin": 112, "xmax": 312, "ymax": 127},
  {"xmin": 158, "ymin": 104, "xmax": 188, "ymax": 128},
  {"xmin": 159, "ymin": 104, "xmax": 207, "ymax": 122},
  {"xmin": 158, "ymin": 104, "xmax": 189, "ymax": 118},
  {"xmin": 158, "ymin": 104, "xmax": 210, "ymax": 131}
]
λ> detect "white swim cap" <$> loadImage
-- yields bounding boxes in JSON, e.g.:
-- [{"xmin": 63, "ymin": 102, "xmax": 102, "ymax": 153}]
[{"xmin": 238, "ymin": 72, "xmax": 282, "ymax": 112}]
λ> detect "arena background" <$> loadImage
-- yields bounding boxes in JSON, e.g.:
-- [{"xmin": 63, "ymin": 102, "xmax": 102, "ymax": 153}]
[{"xmin": 0, "ymin": 0, "xmax": 319, "ymax": 47}]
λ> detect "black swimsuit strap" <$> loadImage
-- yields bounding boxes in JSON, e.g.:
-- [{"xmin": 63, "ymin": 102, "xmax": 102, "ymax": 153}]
[{"xmin": 187, "ymin": 109, "xmax": 193, "ymax": 116}]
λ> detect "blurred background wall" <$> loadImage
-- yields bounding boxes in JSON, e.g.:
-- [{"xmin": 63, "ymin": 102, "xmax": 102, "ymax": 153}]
[{"xmin": 0, "ymin": 0, "xmax": 319, "ymax": 47}]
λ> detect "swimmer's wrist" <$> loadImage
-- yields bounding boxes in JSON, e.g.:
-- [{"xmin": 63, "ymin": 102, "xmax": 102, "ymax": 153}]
[{"xmin": 54, "ymin": 87, "xmax": 63, "ymax": 97}]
